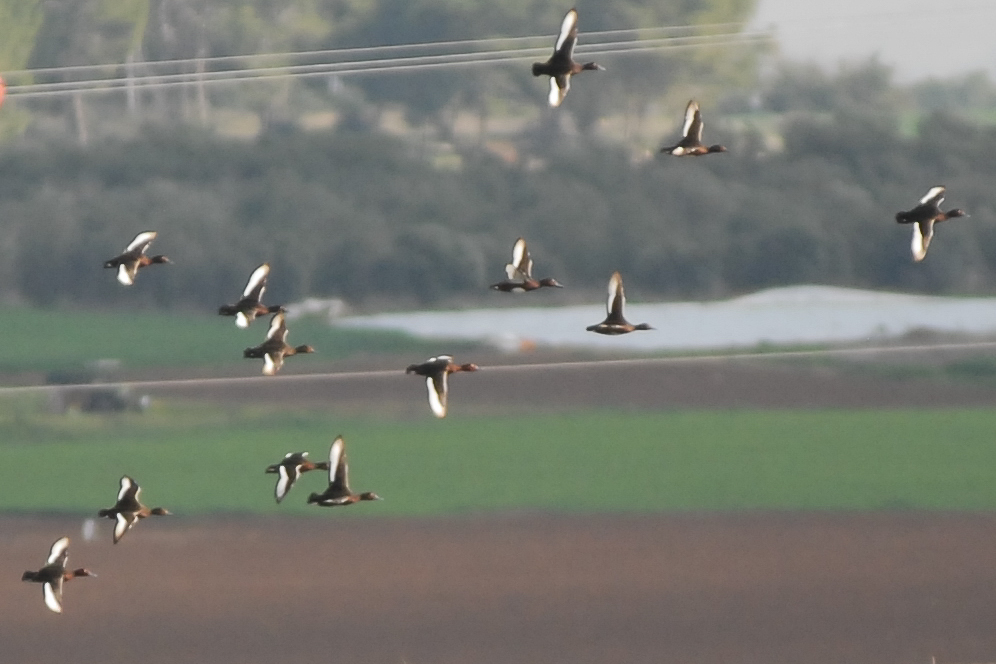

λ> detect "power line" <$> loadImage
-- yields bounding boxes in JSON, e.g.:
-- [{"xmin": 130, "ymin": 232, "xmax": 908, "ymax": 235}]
[
  {"xmin": 2, "ymin": 21, "xmax": 749, "ymax": 79},
  {"xmin": 4, "ymin": 339, "xmax": 996, "ymax": 396},
  {"xmin": 3, "ymin": 32, "xmax": 770, "ymax": 100}
]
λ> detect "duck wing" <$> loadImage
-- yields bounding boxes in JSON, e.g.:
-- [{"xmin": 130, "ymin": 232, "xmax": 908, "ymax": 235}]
[
  {"xmin": 505, "ymin": 238, "xmax": 534, "ymax": 280},
  {"xmin": 275, "ymin": 463, "xmax": 301, "ymax": 503},
  {"xmin": 262, "ymin": 351, "xmax": 284, "ymax": 376},
  {"xmin": 919, "ymin": 186, "xmax": 946, "ymax": 207},
  {"xmin": 607, "ymin": 271, "xmax": 626, "ymax": 319},
  {"xmin": 912, "ymin": 220, "xmax": 934, "ymax": 262},
  {"xmin": 554, "ymin": 8, "xmax": 578, "ymax": 56},
  {"xmin": 327, "ymin": 437, "xmax": 346, "ymax": 486},
  {"xmin": 46, "ymin": 537, "xmax": 70, "ymax": 566},
  {"xmin": 243, "ymin": 264, "xmax": 270, "ymax": 301},
  {"xmin": 549, "ymin": 76, "xmax": 569, "ymax": 108},
  {"xmin": 43, "ymin": 578, "xmax": 64, "ymax": 613},
  {"xmin": 681, "ymin": 100, "xmax": 700, "ymax": 139},
  {"xmin": 113, "ymin": 512, "xmax": 137, "ymax": 543},
  {"xmin": 265, "ymin": 313, "xmax": 288, "ymax": 342},
  {"xmin": 426, "ymin": 372, "xmax": 448, "ymax": 418},
  {"xmin": 117, "ymin": 261, "xmax": 139, "ymax": 286},
  {"xmin": 125, "ymin": 231, "xmax": 157, "ymax": 254}
]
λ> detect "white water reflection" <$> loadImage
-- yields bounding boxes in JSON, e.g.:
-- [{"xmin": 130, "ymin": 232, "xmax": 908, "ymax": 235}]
[{"xmin": 337, "ymin": 286, "xmax": 996, "ymax": 352}]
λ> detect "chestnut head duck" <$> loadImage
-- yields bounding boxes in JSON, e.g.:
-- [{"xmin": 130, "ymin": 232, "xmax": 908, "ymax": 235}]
[
  {"xmin": 219, "ymin": 263, "xmax": 286, "ymax": 328},
  {"xmin": 895, "ymin": 186, "xmax": 968, "ymax": 262},
  {"xmin": 97, "ymin": 476, "xmax": 171, "ymax": 544},
  {"xmin": 243, "ymin": 313, "xmax": 314, "ymax": 375},
  {"xmin": 307, "ymin": 435, "xmax": 382, "ymax": 507},
  {"xmin": 265, "ymin": 451, "xmax": 330, "ymax": 503},
  {"xmin": 405, "ymin": 355, "xmax": 479, "ymax": 418},
  {"xmin": 490, "ymin": 238, "xmax": 564, "ymax": 292},
  {"xmin": 22, "ymin": 536, "xmax": 95, "ymax": 613},
  {"xmin": 660, "ymin": 100, "xmax": 727, "ymax": 156},
  {"xmin": 586, "ymin": 271, "xmax": 653, "ymax": 335},
  {"xmin": 532, "ymin": 8, "xmax": 604, "ymax": 107},
  {"xmin": 103, "ymin": 231, "xmax": 171, "ymax": 285}
]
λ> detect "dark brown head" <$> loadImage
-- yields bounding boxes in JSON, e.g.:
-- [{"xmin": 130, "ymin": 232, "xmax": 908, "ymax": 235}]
[
  {"xmin": 68, "ymin": 568, "xmax": 97, "ymax": 579},
  {"xmin": 944, "ymin": 208, "xmax": 968, "ymax": 220},
  {"xmin": 150, "ymin": 255, "xmax": 171, "ymax": 264},
  {"xmin": 539, "ymin": 277, "xmax": 564, "ymax": 288},
  {"xmin": 267, "ymin": 304, "xmax": 287, "ymax": 314},
  {"xmin": 581, "ymin": 62, "xmax": 604, "ymax": 71},
  {"xmin": 293, "ymin": 345, "xmax": 315, "ymax": 354},
  {"xmin": 455, "ymin": 363, "xmax": 479, "ymax": 373},
  {"xmin": 150, "ymin": 507, "xmax": 171, "ymax": 516},
  {"xmin": 708, "ymin": 145, "xmax": 727, "ymax": 153},
  {"xmin": 633, "ymin": 323, "xmax": 654, "ymax": 331},
  {"xmin": 359, "ymin": 492, "xmax": 382, "ymax": 501}
]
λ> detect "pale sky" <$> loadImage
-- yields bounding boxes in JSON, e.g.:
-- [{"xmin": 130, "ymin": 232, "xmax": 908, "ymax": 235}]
[{"xmin": 750, "ymin": 0, "xmax": 996, "ymax": 81}]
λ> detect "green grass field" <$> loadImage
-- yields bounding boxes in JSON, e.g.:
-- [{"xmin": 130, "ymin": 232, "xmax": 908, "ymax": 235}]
[
  {"xmin": 1, "ymin": 405, "xmax": 994, "ymax": 516},
  {"xmin": 0, "ymin": 307, "xmax": 463, "ymax": 374}
]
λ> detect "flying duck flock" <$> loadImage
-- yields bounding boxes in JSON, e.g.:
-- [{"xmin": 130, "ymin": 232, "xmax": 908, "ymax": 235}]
[{"xmin": 21, "ymin": 7, "xmax": 970, "ymax": 616}]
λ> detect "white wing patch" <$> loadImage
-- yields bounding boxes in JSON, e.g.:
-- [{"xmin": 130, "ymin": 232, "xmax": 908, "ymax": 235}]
[
  {"xmin": 548, "ymin": 76, "xmax": 568, "ymax": 108},
  {"xmin": 265, "ymin": 314, "xmax": 284, "ymax": 341},
  {"xmin": 236, "ymin": 312, "xmax": 250, "ymax": 329},
  {"xmin": 117, "ymin": 263, "xmax": 135, "ymax": 286},
  {"xmin": 426, "ymin": 376, "xmax": 447, "ymax": 418},
  {"xmin": 912, "ymin": 222, "xmax": 932, "ymax": 262},
  {"xmin": 682, "ymin": 100, "xmax": 698, "ymax": 138},
  {"xmin": 328, "ymin": 437, "xmax": 344, "ymax": 484},
  {"xmin": 47, "ymin": 537, "xmax": 70, "ymax": 565},
  {"xmin": 607, "ymin": 272, "xmax": 624, "ymax": 314},
  {"xmin": 275, "ymin": 465, "xmax": 294, "ymax": 503},
  {"xmin": 125, "ymin": 231, "xmax": 157, "ymax": 253},
  {"xmin": 43, "ymin": 581, "xmax": 63, "ymax": 613},
  {"xmin": 555, "ymin": 9, "xmax": 578, "ymax": 52},
  {"xmin": 243, "ymin": 264, "xmax": 270, "ymax": 298},
  {"xmin": 920, "ymin": 186, "xmax": 945, "ymax": 206},
  {"xmin": 114, "ymin": 513, "xmax": 133, "ymax": 543},
  {"xmin": 117, "ymin": 476, "xmax": 133, "ymax": 502},
  {"xmin": 262, "ymin": 353, "xmax": 280, "ymax": 375}
]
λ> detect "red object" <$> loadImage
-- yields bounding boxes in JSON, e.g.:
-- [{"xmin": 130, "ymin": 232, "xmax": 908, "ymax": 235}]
[{"xmin": 0, "ymin": 76, "xmax": 5, "ymax": 108}]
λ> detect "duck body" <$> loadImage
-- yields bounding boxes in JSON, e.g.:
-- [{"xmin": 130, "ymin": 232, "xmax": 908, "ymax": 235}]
[
  {"xmin": 490, "ymin": 238, "xmax": 564, "ymax": 292},
  {"xmin": 405, "ymin": 355, "xmax": 479, "ymax": 418},
  {"xmin": 266, "ymin": 452, "xmax": 330, "ymax": 503},
  {"xmin": 219, "ymin": 264, "xmax": 285, "ymax": 328},
  {"xmin": 660, "ymin": 100, "xmax": 727, "ymax": 156},
  {"xmin": 103, "ymin": 231, "xmax": 171, "ymax": 285},
  {"xmin": 895, "ymin": 186, "xmax": 968, "ymax": 261},
  {"xmin": 97, "ymin": 476, "xmax": 171, "ymax": 544},
  {"xmin": 243, "ymin": 313, "xmax": 314, "ymax": 375},
  {"xmin": 22, "ymin": 537, "xmax": 95, "ymax": 613},
  {"xmin": 586, "ymin": 271, "xmax": 653, "ymax": 335},
  {"xmin": 532, "ymin": 8, "xmax": 604, "ymax": 107},
  {"xmin": 307, "ymin": 436, "xmax": 382, "ymax": 507}
]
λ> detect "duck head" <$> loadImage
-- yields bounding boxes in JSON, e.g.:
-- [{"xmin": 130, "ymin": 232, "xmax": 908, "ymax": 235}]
[
  {"xmin": 294, "ymin": 345, "xmax": 315, "ymax": 354},
  {"xmin": 708, "ymin": 144, "xmax": 727, "ymax": 153},
  {"xmin": 582, "ymin": 62, "xmax": 605, "ymax": 71},
  {"xmin": 69, "ymin": 568, "xmax": 97, "ymax": 579},
  {"xmin": 539, "ymin": 278, "xmax": 564, "ymax": 288},
  {"xmin": 150, "ymin": 507, "xmax": 171, "ymax": 516},
  {"xmin": 359, "ymin": 492, "xmax": 382, "ymax": 501},
  {"xmin": 150, "ymin": 255, "xmax": 171, "ymax": 264}
]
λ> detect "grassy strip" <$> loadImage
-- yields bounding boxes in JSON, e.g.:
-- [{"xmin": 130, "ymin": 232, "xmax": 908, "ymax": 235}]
[{"xmin": 1, "ymin": 407, "xmax": 994, "ymax": 515}]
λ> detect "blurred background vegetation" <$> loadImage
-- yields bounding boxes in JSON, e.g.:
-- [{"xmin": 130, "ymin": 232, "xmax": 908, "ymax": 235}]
[{"xmin": 2, "ymin": 0, "xmax": 996, "ymax": 312}]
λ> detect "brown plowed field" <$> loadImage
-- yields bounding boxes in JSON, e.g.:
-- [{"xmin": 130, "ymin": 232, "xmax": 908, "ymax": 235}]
[{"xmin": 3, "ymin": 512, "xmax": 996, "ymax": 664}]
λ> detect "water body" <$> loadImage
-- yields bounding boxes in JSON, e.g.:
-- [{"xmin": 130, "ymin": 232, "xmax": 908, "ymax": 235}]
[{"xmin": 337, "ymin": 285, "xmax": 996, "ymax": 352}]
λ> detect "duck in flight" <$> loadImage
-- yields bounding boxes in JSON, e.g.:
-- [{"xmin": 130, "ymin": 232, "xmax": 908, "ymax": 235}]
[
  {"xmin": 307, "ymin": 436, "xmax": 382, "ymax": 507},
  {"xmin": 243, "ymin": 313, "xmax": 314, "ymax": 375},
  {"xmin": 405, "ymin": 355, "xmax": 479, "ymax": 418},
  {"xmin": 532, "ymin": 8, "xmax": 604, "ymax": 108},
  {"xmin": 103, "ymin": 231, "xmax": 171, "ymax": 285},
  {"xmin": 22, "ymin": 537, "xmax": 95, "ymax": 614},
  {"xmin": 895, "ymin": 185, "xmax": 968, "ymax": 262},
  {"xmin": 266, "ymin": 451, "xmax": 330, "ymax": 503},
  {"xmin": 660, "ymin": 100, "xmax": 727, "ymax": 156},
  {"xmin": 490, "ymin": 237, "xmax": 563, "ymax": 292},
  {"xmin": 586, "ymin": 271, "xmax": 652, "ymax": 335},
  {"xmin": 97, "ymin": 476, "xmax": 171, "ymax": 544},
  {"xmin": 219, "ymin": 263, "xmax": 285, "ymax": 328}
]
